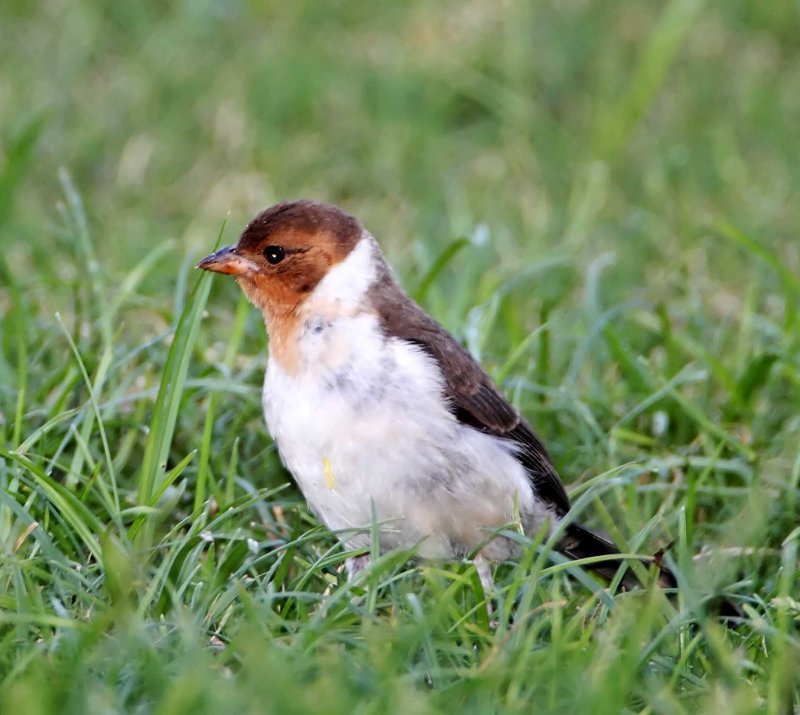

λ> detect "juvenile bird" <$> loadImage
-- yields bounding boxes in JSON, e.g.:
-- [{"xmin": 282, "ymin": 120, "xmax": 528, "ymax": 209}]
[{"xmin": 198, "ymin": 200, "xmax": 671, "ymax": 591}]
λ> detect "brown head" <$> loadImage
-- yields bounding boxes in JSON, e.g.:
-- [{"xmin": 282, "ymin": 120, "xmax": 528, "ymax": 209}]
[
  {"xmin": 198, "ymin": 200, "xmax": 362, "ymax": 321},
  {"xmin": 198, "ymin": 200, "xmax": 364, "ymax": 371}
]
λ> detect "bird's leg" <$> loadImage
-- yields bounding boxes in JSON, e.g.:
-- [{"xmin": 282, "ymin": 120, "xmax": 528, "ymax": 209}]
[
  {"xmin": 474, "ymin": 552, "xmax": 497, "ymax": 626},
  {"xmin": 329, "ymin": 554, "xmax": 372, "ymax": 609},
  {"xmin": 345, "ymin": 553, "xmax": 371, "ymax": 580}
]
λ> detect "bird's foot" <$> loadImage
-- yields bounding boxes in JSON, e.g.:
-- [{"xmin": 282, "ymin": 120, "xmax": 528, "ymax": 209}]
[
  {"xmin": 474, "ymin": 553, "xmax": 498, "ymax": 629},
  {"xmin": 345, "ymin": 553, "xmax": 371, "ymax": 581}
]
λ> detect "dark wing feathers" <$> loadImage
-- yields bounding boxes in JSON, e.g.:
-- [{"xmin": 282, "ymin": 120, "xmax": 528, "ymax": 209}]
[
  {"xmin": 366, "ymin": 271, "xmax": 728, "ymax": 607},
  {"xmin": 369, "ymin": 272, "xmax": 571, "ymax": 515}
]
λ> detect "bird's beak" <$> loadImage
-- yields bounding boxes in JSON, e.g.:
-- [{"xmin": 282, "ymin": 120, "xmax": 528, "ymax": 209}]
[{"xmin": 196, "ymin": 245, "xmax": 254, "ymax": 276}]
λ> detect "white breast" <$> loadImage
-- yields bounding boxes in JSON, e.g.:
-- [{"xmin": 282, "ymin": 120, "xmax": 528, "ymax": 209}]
[{"xmin": 262, "ymin": 237, "xmax": 552, "ymax": 560}]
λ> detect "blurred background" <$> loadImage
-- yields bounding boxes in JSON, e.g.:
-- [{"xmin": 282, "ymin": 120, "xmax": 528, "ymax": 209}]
[
  {"xmin": 2, "ymin": 0, "xmax": 799, "ymax": 517},
  {"xmin": 1, "ymin": 1, "xmax": 799, "ymax": 711},
  {"xmin": 3, "ymin": 0, "xmax": 799, "ymax": 470},
  {"xmin": 4, "ymin": 0, "xmax": 798, "ymax": 274}
]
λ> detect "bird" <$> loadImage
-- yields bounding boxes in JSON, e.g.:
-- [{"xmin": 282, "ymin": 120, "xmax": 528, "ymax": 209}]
[{"xmin": 197, "ymin": 199, "xmax": 674, "ymax": 595}]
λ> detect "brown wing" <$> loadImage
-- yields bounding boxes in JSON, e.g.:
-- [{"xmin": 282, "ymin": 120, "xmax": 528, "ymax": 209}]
[{"xmin": 368, "ymin": 270, "xmax": 571, "ymax": 515}]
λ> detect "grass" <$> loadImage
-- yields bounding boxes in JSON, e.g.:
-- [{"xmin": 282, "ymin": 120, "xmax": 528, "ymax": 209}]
[{"xmin": 1, "ymin": 0, "xmax": 799, "ymax": 712}]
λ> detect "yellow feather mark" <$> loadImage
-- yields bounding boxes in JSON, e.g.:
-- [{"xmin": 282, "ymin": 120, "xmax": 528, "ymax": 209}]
[{"xmin": 322, "ymin": 456, "xmax": 337, "ymax": 490}]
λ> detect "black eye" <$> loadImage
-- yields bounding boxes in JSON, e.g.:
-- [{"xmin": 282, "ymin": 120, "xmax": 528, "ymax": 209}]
[{"xmin": 263, "ymin": 245, "xmax": 286, "ymax": 265}]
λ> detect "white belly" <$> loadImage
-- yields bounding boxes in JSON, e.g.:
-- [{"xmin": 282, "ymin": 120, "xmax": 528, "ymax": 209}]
[{"xmin": 262, "ymin": 311, "xmax": 548, "ymax": 560}]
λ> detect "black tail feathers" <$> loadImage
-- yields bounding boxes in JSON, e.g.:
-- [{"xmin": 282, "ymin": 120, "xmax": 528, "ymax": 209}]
[
  {"xmin": 559, "ymin": 521, "xmax": 677, "ymax": 591},
  {"xmin": 559, "ymin": 522, "xmax": 742, "ymax": 621}
]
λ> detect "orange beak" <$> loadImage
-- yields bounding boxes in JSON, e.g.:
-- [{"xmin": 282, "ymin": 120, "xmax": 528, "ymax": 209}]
[{"xmin": 197, "ymin": 245, "xmax": 255, "ymax": 276}]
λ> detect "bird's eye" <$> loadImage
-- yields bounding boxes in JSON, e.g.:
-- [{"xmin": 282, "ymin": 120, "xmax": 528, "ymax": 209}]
[{"xmin": 263, "ymin": 245, "xmax": 286, "ymax": 265}]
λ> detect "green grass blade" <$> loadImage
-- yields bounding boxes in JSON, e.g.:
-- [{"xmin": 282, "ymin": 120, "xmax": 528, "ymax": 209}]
[
  {"xmin": 0, "ymin": 448, "xmax": 104, "ymax": 562},
  {"xmin": 136, "ymin": 225, "xmax": 222, "ymax": 523}
]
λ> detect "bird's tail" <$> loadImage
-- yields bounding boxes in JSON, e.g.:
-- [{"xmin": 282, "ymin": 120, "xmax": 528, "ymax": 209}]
[
  {"xmin": 559, "ymin": 522, "xmax": 743, "ymax": 620},
  {"xmin": 559, "ymin": 521, "xmax": 677, "ymax": 591}
]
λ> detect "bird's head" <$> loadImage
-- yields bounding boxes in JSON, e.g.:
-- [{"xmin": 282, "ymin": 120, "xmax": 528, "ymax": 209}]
[{"xmin": 198, "ymin": 200, "xmax": 363, "ymax": 321}]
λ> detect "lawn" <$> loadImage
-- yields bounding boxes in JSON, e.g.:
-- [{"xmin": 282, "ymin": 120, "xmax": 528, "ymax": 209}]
[{"xmin": 1, "ymin": 1, "xmax": 799, "ymax": 713}]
